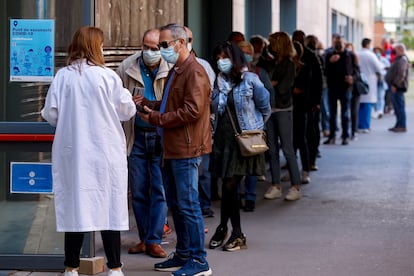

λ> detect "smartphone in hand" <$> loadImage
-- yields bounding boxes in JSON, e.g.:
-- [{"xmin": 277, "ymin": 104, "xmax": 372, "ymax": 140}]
[
  {"xmin": 133, "ymin": 87, "xmax": 148, "ymax": 113},
  {"xmin": 136, "ymin": 104, "xmax": 148, "ymax": 114}
]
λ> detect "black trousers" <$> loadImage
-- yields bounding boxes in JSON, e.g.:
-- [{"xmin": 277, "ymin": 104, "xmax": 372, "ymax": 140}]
[
  {"xmin": 64, "ymin": 231, "xmax": 121, "ymax": 269},
  {"xmin": 307, "ymin": 109, "xmax": 320, "ymax": 166}
]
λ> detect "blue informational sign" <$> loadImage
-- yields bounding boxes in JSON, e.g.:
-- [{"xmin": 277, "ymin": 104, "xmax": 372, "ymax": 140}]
[
  {"xmin": 9, "ymin": 19, "xmax": 55, "ymax": 82},
  {"xmin": 10, "ymin": 162, "xmax": 53, "ymax": 194}
]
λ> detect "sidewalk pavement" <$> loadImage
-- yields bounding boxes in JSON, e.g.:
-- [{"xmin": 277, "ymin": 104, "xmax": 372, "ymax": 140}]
[{"xmin": 2, "ymin": 102, "xmax": 414, "ymax": 276}]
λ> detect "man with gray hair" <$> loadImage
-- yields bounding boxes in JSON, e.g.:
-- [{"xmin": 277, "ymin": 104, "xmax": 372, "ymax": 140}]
[
  {"xmin": 139, "ymin": 23, "xmax": 212, "ymax": 276},
  {"xmin": 385, "ymin": 43, "xmax": 410, "ymax": 132}
]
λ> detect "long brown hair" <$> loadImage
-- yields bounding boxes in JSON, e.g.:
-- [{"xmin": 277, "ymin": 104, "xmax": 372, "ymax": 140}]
[
  {"xmin": 268, "ymin": 31, "xmax": 296, "ymax": 62},
  {"xmin": 293, "ymin": 41, "xmax": 304, "ymax": 73},
  {"xmin": 67, "ymin": 26, "xmax": 105, "ymax": 67}
]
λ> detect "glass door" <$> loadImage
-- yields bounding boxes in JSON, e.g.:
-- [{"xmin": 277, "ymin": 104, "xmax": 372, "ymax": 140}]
[{"xmin": 0, "ymin": 0, "xmax": 94, "ymax": 270}]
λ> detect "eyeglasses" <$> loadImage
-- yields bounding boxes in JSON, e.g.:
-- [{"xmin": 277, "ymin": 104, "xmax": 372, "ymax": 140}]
[{"xmin": 158, "ymin": 39, "xmax": 180, "ymax": 49}]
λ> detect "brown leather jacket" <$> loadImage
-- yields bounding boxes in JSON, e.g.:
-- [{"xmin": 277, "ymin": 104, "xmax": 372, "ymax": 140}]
[{"xmin": 148, "ymin": 54, "xmax": 212, "ymax": 159}]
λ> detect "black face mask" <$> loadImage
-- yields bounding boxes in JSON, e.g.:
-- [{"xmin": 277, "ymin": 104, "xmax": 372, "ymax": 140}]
[{"xmin": 334, "ymin": 42, "xmax": 342, "ymax": 52}]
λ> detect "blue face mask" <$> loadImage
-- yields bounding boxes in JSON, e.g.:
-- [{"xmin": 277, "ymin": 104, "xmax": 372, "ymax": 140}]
[
  {"xmin": 143, "ymin": 50, "xmax": 161, "ymax": 66},
  {"xmin": 244, "ymin": 54, "xmax": 253, "ymax": 64},
  {"xmin": 217, "ymin": 58, "xmax": 233, "ymax": 74},
  {"xmin": 160, "ymin": 45, "xmax": 179, "ymax": 64}
]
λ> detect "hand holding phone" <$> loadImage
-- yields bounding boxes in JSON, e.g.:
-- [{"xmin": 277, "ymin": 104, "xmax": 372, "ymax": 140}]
[
  {"xmin": 136, "ymin": 104, "xmax": 148, "ymax": 114},
  {"xmin": 132, "ymin": 87, "xmax": 148, "ymax": 113}
]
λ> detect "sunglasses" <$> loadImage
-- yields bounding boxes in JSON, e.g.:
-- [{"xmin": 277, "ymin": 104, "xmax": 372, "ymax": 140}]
[{"xmin": 158, "ymin": 39, "xmax": 180, "ymax": 49}]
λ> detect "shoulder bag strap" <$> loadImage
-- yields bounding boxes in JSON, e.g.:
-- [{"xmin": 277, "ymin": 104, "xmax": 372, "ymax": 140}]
[{"xmin": 226, "ymin": 105, "xmax": 240, "ymax": 136}]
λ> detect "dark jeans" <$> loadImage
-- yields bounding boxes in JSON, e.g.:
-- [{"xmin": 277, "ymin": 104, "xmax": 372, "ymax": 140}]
[
  {"xmin": 64, "ymin": 231, "xmax": 121, "ymax": 269},
  {"xmin": 162, "ymin": 157, "xmax": 206, "ymax": 261},
  {"xmin": 390, "ymin": 90, "xmax": 406, "ymax": 128},
  {"xmin": 307, "ymin": 109, "xmax": 320, "ymax": 166},
  {"xmin": 199, "ymin": 154, "xmax": 212, "ymax": 211},
  {"xmin": 351, "ymin": 93, "xmax": 360, "ymax": 137},
  {"xmin": 328, "ymin": 88, "xmax": 352, "ymax": 139},
  {"xmin": 128, "ymin": 130, "xmax": 166, "ymax": 245},
  {"xmin": 243, "ymin": 175, "xmax": 257, "ymax": 202},
  {"xmin": 293, "ymin": 109, "xmax": 309, "ymax": 172},
  {"xmin": 320, "ymin": 87, "xmax": 330, "ymax": 131}
]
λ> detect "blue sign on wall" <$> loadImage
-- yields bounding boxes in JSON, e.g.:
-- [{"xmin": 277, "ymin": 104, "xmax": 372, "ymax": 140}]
[
  {"xmin": 9, "ymin": 19, "xmax": 55, "ymax": 82},
  {"xmin": 10, "ymin": 162, "xmax": 53, "ymax": 194}
]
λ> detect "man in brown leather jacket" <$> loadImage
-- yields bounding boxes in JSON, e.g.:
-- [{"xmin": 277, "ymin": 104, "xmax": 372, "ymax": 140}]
[{"xmin": 139, "ymin": 23, "xmax": 212, "ymax": 276}]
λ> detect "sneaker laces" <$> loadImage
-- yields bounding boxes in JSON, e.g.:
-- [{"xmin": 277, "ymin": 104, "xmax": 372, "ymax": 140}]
[
  {"xmin": 166, "ymin": 252, "xmax": 177, "ymax": 260},
  {"xmin": 227, "ymin": 232, "xmax": 241, "ymax": 244}
]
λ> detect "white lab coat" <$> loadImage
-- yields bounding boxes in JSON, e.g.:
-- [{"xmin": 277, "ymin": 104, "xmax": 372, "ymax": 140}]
[
  {"xmin": 41, "ymin": 59, "xmax": 136, "ymax": 232},
  {"xmin": 357, "ymin": 48, "xmax": 383, "ymax": 103}
]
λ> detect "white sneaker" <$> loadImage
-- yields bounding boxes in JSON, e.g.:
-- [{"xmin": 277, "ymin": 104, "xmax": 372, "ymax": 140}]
[
  {"xmin": 108, "ymin": 269, "xmax": 124, "ymax": 276},
  {"xmin": 301, "ymin": 171, "xmax": 310, "ymax": 184},
  {"xmin": 64, "ymin": 271, "xmax": 79, "ymax": 276},
  {"xmin": 285, "ymin": 187, "xmax": 301, "ymax": 201},
  {"xmin": 281, "ymin": 173, "xmax": 290, "ymax": 182},
  {"xmin": 264, "ymin": 185, "xmax": 282, "ymax": 199}
]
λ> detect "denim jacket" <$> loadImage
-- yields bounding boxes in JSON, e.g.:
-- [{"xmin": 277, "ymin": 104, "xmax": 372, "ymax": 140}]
[{"xmin": 212, "ymin": 71, "xmax": 271, "ymax": 131}]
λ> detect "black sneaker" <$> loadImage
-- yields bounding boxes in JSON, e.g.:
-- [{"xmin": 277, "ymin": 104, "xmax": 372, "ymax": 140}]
[
  {"xmin": 209, "ymin": 225, "xmax": 228, "ymax": 249},
  {"xmin": 223, "ymin": 232, "xmax": 247, "ymax": 252},
  {"xmin": 202, "ymin": 208, "xmax": 215, "ymax": 218},
  {"xmin": 243, "ymin": 200, "xmax": 255, "ymax": 212}
]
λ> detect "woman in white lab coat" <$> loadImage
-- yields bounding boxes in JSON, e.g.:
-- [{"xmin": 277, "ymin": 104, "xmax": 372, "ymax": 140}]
[{"xmin": 41, "ymin": 26, "xmax": 136, "ymax": 276}]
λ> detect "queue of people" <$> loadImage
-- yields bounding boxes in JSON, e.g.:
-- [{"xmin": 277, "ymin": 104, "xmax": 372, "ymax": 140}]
[{"xmin": 41, "ymin": 23, "xmax": 409, "ymax": 276}]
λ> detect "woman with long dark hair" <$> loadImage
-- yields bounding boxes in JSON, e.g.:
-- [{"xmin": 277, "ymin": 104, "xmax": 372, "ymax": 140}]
[
  {"xmin": 263, "ymin": 32, "xmax": 302, "ymax": 201},
  {"xmin": 209, "ymin": 41, "xmax": 270, "ymax": 251}
]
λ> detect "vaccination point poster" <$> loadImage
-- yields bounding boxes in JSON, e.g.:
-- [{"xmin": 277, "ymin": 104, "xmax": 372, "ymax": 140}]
[{"xmin": 10, "ymin": 19, "xmax": 55, "ymax": 82}]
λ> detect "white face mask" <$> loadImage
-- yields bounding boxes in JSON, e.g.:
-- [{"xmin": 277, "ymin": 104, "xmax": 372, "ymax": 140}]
[
  {"xmin": 187, "ymin": 43, "xmax": 192, "ymax": 52},
  {"xmin": 143, "ymin": 50, "xmax": 161, "ymax": 66}
]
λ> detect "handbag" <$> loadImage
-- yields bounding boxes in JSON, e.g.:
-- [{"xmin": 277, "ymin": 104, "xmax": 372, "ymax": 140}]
[
  {"xmin": 354, "ymin": 73, "xmax": 369, "ymax": 95},
  {"xmin": 226, "ymin": 106, "xmax": 269, "ymax": 157}
]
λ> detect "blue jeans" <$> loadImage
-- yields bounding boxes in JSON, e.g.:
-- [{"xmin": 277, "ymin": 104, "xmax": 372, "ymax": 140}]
[
  {"xmin": 243, "ymin": 175, "xmax": 257, "ymax": 202},
  {"xmin": 375, "ymin": 82, "xmax": 387, "ymax": 113},
  {"xmin": 390, "ymin": 90, "xmax": 406, "ymax": 128},
  {"xmin": 162, "ymin": 157, "xmax": 206, "ymax": 262},
  {"xmin": 128, "ymin": 130, "xmax": 166, "ymax": 245},
  {"xmin": 320, "ymin": 87, "xmax": 330, "ymax": 131},
  {"xmin": 198, "ymin": 154, "xmax": 211, "ymax": 211},
  {"xmin": 266, "ymin": 111, "xmax": 301, "ymax": 185},
  {"xmin": 358, "ymin": 103, "xmax": 373, "ymax": 130}
]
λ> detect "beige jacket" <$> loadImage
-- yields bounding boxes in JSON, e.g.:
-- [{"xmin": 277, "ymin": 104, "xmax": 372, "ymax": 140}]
[{"xmin": 116, "ymin": 52, "xmax": 171, "ymax": 155}]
